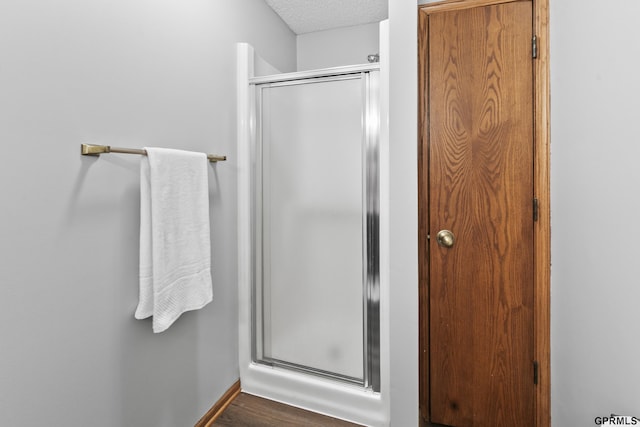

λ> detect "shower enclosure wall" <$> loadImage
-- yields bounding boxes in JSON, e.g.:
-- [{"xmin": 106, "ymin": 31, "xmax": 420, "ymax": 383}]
[{"xmin": 237, "ymin": 40, "xmax": 388, "ymax": 426}]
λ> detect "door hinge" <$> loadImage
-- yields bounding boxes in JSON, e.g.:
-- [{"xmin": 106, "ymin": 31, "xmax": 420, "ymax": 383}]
[
  {"xmin": 533, "ymin": 360, "xmax": 539, "ymax": 385},
  {"xmin": 532, "ymin": 35, "xmax": 538, "ymax": 59},
  {"xmin": 533, "ymin": 198, "xmax": 539, "ymax": 222}
]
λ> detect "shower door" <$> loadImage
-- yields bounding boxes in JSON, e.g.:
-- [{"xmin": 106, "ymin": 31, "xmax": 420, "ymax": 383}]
[{"xmin": 253, "ymin": 70, "xmax": 380, "ymax": 391}]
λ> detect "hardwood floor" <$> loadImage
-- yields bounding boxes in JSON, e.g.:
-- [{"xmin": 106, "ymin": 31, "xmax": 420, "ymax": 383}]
[{"xmin": 213, "ymin": 393, "xmax": 363, "ymax": 427}]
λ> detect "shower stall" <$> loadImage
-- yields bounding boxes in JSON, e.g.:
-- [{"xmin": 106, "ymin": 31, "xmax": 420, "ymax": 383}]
[{"xmin": 237, "ymin": 40, "xmax": 388, "ymax": 426}]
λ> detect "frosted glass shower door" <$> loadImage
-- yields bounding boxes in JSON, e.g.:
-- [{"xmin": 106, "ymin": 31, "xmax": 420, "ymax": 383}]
[{"xmin": 254, "ymin": 71, "xmax": 379, "ymax": 388}]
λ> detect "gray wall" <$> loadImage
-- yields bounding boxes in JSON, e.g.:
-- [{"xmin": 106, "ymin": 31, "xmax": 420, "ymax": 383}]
[
  {"xmin": 296, "ymin": 23, "xmax": 380, "ymax": 71},
  {"xmin": 0, "ymin": 1, "xmax": 295, "ymax": 426},
  {"xmin": 550, "ymin": 0, "xmax": 640, "ymax": 424}
]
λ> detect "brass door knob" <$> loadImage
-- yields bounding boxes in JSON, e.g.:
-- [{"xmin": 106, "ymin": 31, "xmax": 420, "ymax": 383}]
[{"xmin": 436, "ymin": 230, "xmax": 455, "ymax": 248}]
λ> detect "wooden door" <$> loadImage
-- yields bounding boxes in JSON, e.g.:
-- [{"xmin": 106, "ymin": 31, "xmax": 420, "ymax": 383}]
[{"xmin": 420, "ymin": 2, "xmax": 535, "ymax": 426}]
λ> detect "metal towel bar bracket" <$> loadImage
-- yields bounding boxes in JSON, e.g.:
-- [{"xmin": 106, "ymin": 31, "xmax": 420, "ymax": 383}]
[{"xmin": 81, "ymin": 144, "xmax": 227, "ymax": 162}]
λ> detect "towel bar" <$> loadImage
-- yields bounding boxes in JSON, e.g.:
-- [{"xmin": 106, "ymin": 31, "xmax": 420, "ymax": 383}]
[{"xmin": 81, "ymin": 144, "xmax": 227, "ymax": 162}]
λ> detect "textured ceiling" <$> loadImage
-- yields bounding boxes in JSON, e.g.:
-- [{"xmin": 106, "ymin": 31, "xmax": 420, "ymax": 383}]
[{"xmin": 264, "ymin": 0, "xmax": 388, "ymax": 35}]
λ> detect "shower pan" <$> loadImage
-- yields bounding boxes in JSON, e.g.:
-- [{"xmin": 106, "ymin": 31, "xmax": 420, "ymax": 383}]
[{"xmin": 237, "ymin": 41, "xmax": 387, "ymax": 427}]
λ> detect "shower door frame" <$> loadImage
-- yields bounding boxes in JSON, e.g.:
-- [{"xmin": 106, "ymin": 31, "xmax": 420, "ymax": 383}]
[{"xmin": 249, "ymin": 64, "xmax": 381, "ymax": 392}]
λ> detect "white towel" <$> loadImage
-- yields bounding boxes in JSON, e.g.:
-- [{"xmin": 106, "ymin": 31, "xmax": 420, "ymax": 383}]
[{"xmin": 135, "ymin": 147, "xmax": 213, "ymax": 333}]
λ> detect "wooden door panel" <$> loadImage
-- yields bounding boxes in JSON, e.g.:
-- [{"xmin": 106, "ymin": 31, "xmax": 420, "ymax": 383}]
[{"xmin": 427, "ymin": 2, "xmax": 534, "ymax": 426}]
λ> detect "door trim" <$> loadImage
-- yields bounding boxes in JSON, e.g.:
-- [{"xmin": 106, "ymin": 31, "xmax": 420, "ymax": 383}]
[{"xmin": 417, "ymin": 1, "xmax": 550, "ymax": 426}]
